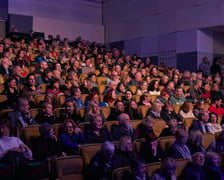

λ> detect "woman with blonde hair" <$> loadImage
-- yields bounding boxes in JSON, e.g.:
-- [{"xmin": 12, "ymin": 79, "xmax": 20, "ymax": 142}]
[
  {"xmin": 117, "ymin": 136, "xmax": 138, "ymax": 167},
  {"xmin": 136, "ymin": 80, "xmax": 148, "ymax": 95},
  {"xmin": 187, "ymin": 131, "xmax": 206, "ymax": 155},
  {"xmin": 148, "ymin": 102, "xmax": 163, "ymax": 119},
  {"xmin": 83, "ymin": 101, "xmax": 106, "ymax": 122},
  {"xmin": 136, "ymin": 115, "xmax": 155, "ymax": 138}
]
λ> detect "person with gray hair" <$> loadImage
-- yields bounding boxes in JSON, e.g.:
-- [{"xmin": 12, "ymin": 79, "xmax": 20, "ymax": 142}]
[
  {"xmin": 87, "ymin": 141, "xmax": 121, "ymax": 179},
  {"xmin": 204, "ymin": 152, "xmax": 224, "ymax": 179},
  {"xmin": 32, "ymin": 123, "xmax": 65, "ymax": 159},
  {"xmin": 181, "ymin": 152, "xmax": 205, "ymax": 180},
  {"xmin": 188, "ymin": 79, "xmax": 203, "ymax": 103},
  {"xmin": 111, "ymin": 113, "xmax": 138, "ymax": 141}
]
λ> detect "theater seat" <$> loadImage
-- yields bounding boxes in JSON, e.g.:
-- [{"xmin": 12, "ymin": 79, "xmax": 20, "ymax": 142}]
[
  {"xmin": 175, "ymin": 158, "xmax": 190, "ymax": 177},
  {"xmin": 112, "ymin": 166, "xmax": 131, "ymax": 180},
  {"xmin": 202, "ymin": 133, "xmax": 215, "ymax": 149},
  {"xmin": 146, "ymin": 161, "xmax": 161, "ymax": 178},
  {"xmin": 153, "ymin": 119, "xmax": 167, "ymax": 137},
  {"xmin": 55, "ymin": 155, "xmax": 83, "ymax": 180},
  {"xmin": 158, "ymin": 136, "xmax": 175, "ymax": 152},
  {"xmin": 133, "ymin": 138, "xmax": 145, "ymax": 154},
  {"xmin": 21, "ymin": 125, "xmax": 41, "ymax": 147},
  {"xmin": 100, "ymin": 106, "xmax": 111, "ymax": 119},
  {"xmin": 138, "ymin": 105, "xmax": 151, "ymax": 118},
  {"xmin": 104, "ymin": 121, "xmax": 119, "ymax": 133},
  {"xmin": 79, "ymin": 144, "xmax": 101, "ymax": 166}
]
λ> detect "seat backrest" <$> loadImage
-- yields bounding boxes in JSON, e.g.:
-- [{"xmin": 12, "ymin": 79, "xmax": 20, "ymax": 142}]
[
  {"xmin": 21, "ymin": 125, "xmax": 41, "ymax": 147},
  {"xmin": 35, "ymin": 95, "xmax": 46, "ymax": 107},
  {"xmin": 98, "ymin": 85, "xmax": 107, "ymax": 94},
  {"xmin": 29, "ymin": 108, "xmax": 40, "ymax": 119},
  {"xmin": 146, "ymin": 161, "xmax": 162, "ymax": 178},
  {"xmin": 112, "ymin": 167, "xmax": 131, "ymax": 180},
  {"xmin": 0, "ymin": 84, "xmax": 5, "ymax": 94},
  {"xmin": 96, "ymin": 76, "xmax": 108, "ymax": 85},
  {"xmin": 53, "ymin": 123, "xmax": 61, "ymax": 138},
  {"xmin": 79, "ymin": 144, "xmax": 101, "ymax": 165},
  {"xmin": 138, "ymin": 105, "xmax": 151, "ymax": 118},
  {"xmin": 202, "ymin": 133, "xmax": 215, "ymax": 149},
  {"xmin": 104, "ymin": 121, "xmax": 119, "ymax": 132},
  {"xmin": 150, "ymin": 95, "xmax": 158, "ymax": 103},
  {"xmin": 158, "ymin": 136, "xmax": 175, "ymax": 152},
  {"xmin": 0, "ymin": 109, "xmax": 13, "ymax": 119},
  {"xmin": 129, "ymin": 85, "xmax": 137, "ymax": 94},
  {"xmin": 133, "ymin": 138, "xmax": 145, "ymax": 154},
  {"xmin": 133, "ymin": 95, "xmax": 141, "ymax": 103},
  {"xmin": 80, "ymin": 94, "xmax": 88, "ymax": 104},
  {"xmin": 173, "ymin": 104, "xmax": 182, "ymax": 114},
  {"xmin": 53, "ymin": 108, "xmax": 65, "ymax": 119},
  {"xmin": 0, "ymin": 95, "xmax": 7, "ymax": 103},
  {"xmin": 131, "ymin": 120, "xmax": 142, "ymax": 129},
  {"xmin": 78, "ymin": 107, "xmax": 86, "ymax": 118},
  {"xmin": 153, "ymin": 119, "xmax": 167, "ymax": 137},
  {"xmin": 100, "ymin": 106, "xmax": 111, "ymax": 120},
  {"xmin": 78, "ymin": 122, "xmax": 90, "ymax": 132},
  {"xmin": 57, "ymin": 95, "xmax": 66, "ymax": 107},
  {"xmin": 175, "ymin": 158, "xmax": 190, "ymax": 177},
  {"xmin": 55, "ymin": 155, "xmax": 83, "ymax": 180},
  {"xmin": 183, "ymin": 118, "xmax": 195, "ymax": 132}
]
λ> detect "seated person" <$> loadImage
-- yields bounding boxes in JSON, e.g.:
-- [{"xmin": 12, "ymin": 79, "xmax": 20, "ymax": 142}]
[
  {"xmin": 83, "ymin": 101, "xmax": 106, "ymax": 122},
  {"xmin": 117, "ymin": 136, "xmax": 139, "ymax": 167},
  {"xmin": 206, "ymin": 112, "xmax": 222, "ymax": 134},
  {"xmin": 147, "ymin": 102, "xmax": 163, "ymax": 119},
  {"xmin": 35, "ymin": 102, "xmax": 56, "ymax": 124},
  {"xmin": 85, "ymin": 91, "xmax": 107, "ymax": 107},
  {"xmin": 111, "ymin": 113, "xmax": 138, "ymax": 141},
  {"xmin": 86, "ymin": 141, "xmax": 121, "ymax": 180},
  {"xmin": 104, "ymin": 89, "xmax": 117, "ymax": 107},
  {"xmin": 138, "ymin": 92, "xmax": 152, "ymax": 106},
  {"xmin": 66, "ymin": 87, "xmax": 84, "ymax": 109},
  {"xmin": 155, "ymin": 88, "xmax": 170, "ymax": 106},
  {"xmin": 0, "ymin": 119, "xmax": 32, "ymax": 163},
  {"xmin": 122, "ymin": 90, "xmax": 133, "ymax": 107},
  {"xmin": 169, "ymin": 87, "xmax": 186, "ymax": 105},
  {"xmin": 181, "ymin": 152, "xmax": 205, "ymax": 180},
  {"xmin": 126, "ymin": 157, "xmax": 150, "ymax": 180},
  {"xmin": 136, "ymin": 80, "xmax": 148, "ymax": 95},
  {"xmin": 187, "ymin": 131, "xmax": 206, "ymax": 155},
  {"xmin": 208, "ymin": 97, "xmax": 224, "ymax": 116},
  {"xmin": 188, "ymin": 79, "xmax": 203, "ymax": 103},
  {"xmin": 168, "ymin": 129, "xmax": 192, "ymax": 159},
  {"xmin": 189, "ymin": 110, "xmax": 209, "ymax": 133},
  {"xmin": 151, "ymin": 158, "xmax": 177, "ymax": 180},
  {"xmin": 107, "ymin": 101, "xmax": 125, "ymax": 121},
  {"xmin": 22, "ymin": 73, "xmax": 43, "ymax": 107},
  {"xmin": 140, "ymin": 134, "xmax": 166, "ymax": 163},
  {"xmin": 148, "ymin": 80, "xmax": 160, "ymax": 96},
  {"xmin": 8, "ymin": 97, "xmax": 37, "ymax": 136},
  {"xmin": 160, "ymin": 119, "xmax": 180, "ymax": 137},
  {"xmin": 32, "ymin": 123, "xmax": 65, "ymax": 160},
  {"xmin": 125, "ymin": 100, "xmax": 141, "ymax": 120},
  {"xmin": 179, "ymin": 101, "xmax": 196, "ymax": 119},
  {"xmin": 161, "ymin": 101, "xmax": 182, "ymax": 124},
  {"xmin": 204, "ymin": 152, "xmax": 224, "ymax": 180},
  {"xmin": 85, "ymin": 115, "xmax": 111, "ymax": 143},
  {"xmin": 46, "ymin": 79, "xmax": 63, "ymax": 99},
  {"xmin": 136, "ymin": 115, "xmax": 155, "ymax": 138},
  {"xmin": 58, "ymin": 119, "xmax": 85, "ymax": 155},
  {"xmin": 59, "ymin": 100, "xmax": 81, "ymax": 124}
]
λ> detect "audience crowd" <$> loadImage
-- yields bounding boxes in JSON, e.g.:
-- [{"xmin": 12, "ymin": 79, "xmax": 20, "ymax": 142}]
[{"xmin": 0, "ymin": 33, "xmax": 224, "ymax": 179}]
